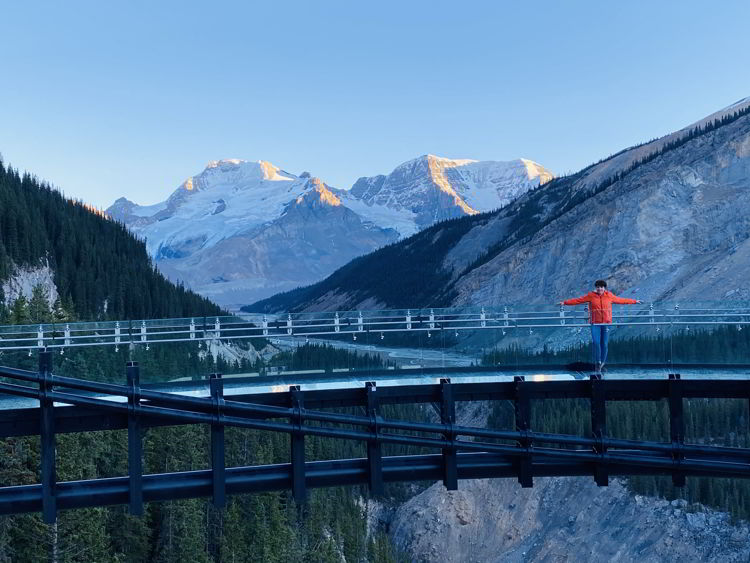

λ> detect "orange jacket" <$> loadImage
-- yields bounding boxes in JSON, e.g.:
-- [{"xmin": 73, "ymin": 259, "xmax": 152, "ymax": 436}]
[{"xmin": 563, "ymin": 291, "xmax": 637, "ymax": 324}]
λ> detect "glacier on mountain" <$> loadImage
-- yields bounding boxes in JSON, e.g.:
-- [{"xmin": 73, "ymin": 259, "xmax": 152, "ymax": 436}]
[
  {"xmin": 341, "ymin": 155, "xmax": 553, "ymax": 235},
  {"xmin": 107, "ymin": 155, "xmax": 553, "ymax": 307}
]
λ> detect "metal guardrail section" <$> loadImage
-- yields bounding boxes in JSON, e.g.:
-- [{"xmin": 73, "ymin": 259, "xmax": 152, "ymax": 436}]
[
  {"xmin": 1, "ymin": 353, "xmax": 750, "ymax": 523},
  {"xmin": 3, "ymin": 303, "xmax": 750, "ymax": 351}
]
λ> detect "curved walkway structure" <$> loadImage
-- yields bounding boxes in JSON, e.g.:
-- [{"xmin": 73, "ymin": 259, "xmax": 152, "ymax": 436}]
[
  {"xmin": 1, "ymin": 349, "xmax": 750, "ymax": 524},
  {"xmin": 2, "ymin": 303, "xmax": 750, "ymax": 352}
]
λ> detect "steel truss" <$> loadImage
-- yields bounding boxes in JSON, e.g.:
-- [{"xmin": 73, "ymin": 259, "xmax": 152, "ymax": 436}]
[{"xmin": 1, "ymin": 353, "xmax": 750, "ymax": 523}]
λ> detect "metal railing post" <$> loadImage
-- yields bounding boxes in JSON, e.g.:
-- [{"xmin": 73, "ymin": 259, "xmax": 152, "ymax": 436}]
[
  {"xmin": 210, "ymin": 373, "xmax": 226, "ymax": 508},
  {"xmin": 440, "ymin": 378, "xmax": 458, "ymax": 490},
  {"xmin": 590, "ymin": 373, "xmax": 608, "ymax": 486},
  {"xmin": 514, "ymin": 376, "xmax": 533, "ymax": 488},
  {"xmin": 365, "ymin": 382, "xmax": 383, "ymax": 496},
  {"xmin": 38, "ymin": 350, "xmax": 57, "ymax": 524},
  {"xmin": 668, "ymin": 373, "xmax": 686, "ymax": 487},
  {"xmin": 126, "ymin": 362, "xmax": 143, "ymax": 515},
  {"xmin": 290, "ymin": 385, "xmax": 306, "ymax": 503},
  {"xmin": 115, "ymin": 322, "xmax": 121, "ymax": 352}
]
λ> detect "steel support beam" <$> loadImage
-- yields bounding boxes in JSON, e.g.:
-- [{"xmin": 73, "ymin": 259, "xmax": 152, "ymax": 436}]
[
  {"xmin": 4, "ymin": 363, "xmax": 750, "ymax": 522},
  {"xmin": 4, "ymin": 449, "xmax": 748, "ymax": 518}
]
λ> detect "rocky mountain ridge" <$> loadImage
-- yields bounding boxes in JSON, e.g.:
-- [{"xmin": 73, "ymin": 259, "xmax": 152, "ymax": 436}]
[{"xmin": 248, "ymin": 96, "xmax": 750, "ymax": 313}]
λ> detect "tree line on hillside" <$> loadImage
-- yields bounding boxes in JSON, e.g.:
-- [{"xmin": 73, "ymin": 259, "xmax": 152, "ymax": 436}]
[
  {"xmin": 0, "ymin": 159, "xmax": 221, "ymax": 321},
  {"xmin": 270, "ymin": 342, "xmax": 393, "ymax": 372}
]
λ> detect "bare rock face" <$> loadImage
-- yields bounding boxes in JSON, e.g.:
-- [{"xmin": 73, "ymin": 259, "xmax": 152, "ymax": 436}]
[
  {"xmin": 390, "ymin": 477, "xmax": 750, "ymax": 562},
  {"xmin": 1, "ymin": 262, "xmax": 59, "ymax": 307},
  {"xmin": 450, "ymin": 108, "xmax": 750, "ymax": 308}
]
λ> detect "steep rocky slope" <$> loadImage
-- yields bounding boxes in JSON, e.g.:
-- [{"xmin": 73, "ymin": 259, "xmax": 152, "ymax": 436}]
[
  {"xmin": 450, "ymin": 113, "xmax": 750, "ymax": 307},
  {"xmin": 389, "ymin": 477, "xmax": 750, "ymax": 562},
  {"xmin": 249, "ymin": 97, "xmax": 750, "ymax": 313}
]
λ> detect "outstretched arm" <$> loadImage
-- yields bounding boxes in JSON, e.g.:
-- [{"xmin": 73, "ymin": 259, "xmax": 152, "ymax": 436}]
[
  {"xmin": 559, "ymin": 294, "xmax": 590, "ymax": 306},
  {"xmin": 611, "ymin": 295, "xmax": 641, "ymax": 304}
]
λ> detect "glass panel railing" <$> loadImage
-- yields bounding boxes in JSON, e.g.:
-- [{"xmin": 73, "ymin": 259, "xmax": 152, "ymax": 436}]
[{"xmin": 2, "ymin": 302, "xmax": 750, "ymax": 394}]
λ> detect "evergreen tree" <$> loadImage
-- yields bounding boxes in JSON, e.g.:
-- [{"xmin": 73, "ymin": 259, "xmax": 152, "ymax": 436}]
[
  {"xmin": 28, "ymin": 284, "xmax": 52, "ymax": 324},
  {"xmin": 9, "ymin": 295, "xmax": 29, "ymax": 325}
]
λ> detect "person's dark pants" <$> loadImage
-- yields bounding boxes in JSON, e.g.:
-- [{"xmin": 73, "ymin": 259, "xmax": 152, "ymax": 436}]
[{"xmin": 591, "ymin": 324, "xmax": 610, "ymax": 365}]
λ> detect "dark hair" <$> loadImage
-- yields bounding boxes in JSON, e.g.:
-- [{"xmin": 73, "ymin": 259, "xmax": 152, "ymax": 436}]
[{"xmin": 594, "ymin": 279, "xmax": 607, "ymax": 288}]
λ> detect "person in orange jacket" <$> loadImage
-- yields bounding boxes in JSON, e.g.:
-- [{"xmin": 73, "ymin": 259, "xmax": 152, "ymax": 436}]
[{"xmin": 559, "ymin": 279, "xmax": 642, "ymax": 372}]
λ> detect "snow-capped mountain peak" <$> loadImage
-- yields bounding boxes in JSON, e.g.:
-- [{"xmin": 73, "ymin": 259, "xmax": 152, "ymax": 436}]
[
  {"xmin": 343, "ymin": 154, "xmax": 554, "ymax": 235},
  {"xmin": 190, "ymin": 159, "xmax": 297, "ymax": 189},
  {"xmin": 206, "ymin": 158, "xmax": 245, "ymax": 168},
  {"xmin": 107, "ymin": 159, "xmax": 316, "ymax": 257},
  {"xmin": 424, "ymin": 154, "xmax": 482, "ymax": 215},
  {"xmin": 107, "ymin": 154, "xmax": 553, "ymax": 307},
  {"xmin": 294, "ymin": 177, "xmax": 342, "ymax": 208}
]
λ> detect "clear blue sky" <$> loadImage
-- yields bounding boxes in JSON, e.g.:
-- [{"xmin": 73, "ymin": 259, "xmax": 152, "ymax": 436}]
[{"xmin": 1, "ymin": 0, "xmax": 749, "ymax": 208}]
